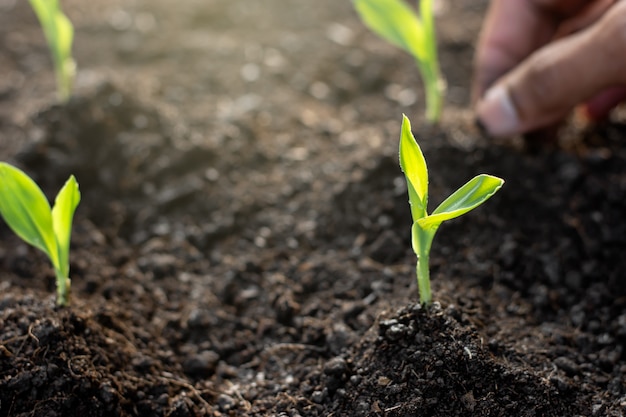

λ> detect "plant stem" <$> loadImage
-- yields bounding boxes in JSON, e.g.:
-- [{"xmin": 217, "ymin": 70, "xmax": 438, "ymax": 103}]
[
  {"xmin": 56, "ymin": 66, "xmax": 71, "ymax": 102},
  {"xmin": 55, "ymin": 269, "xmax": 70, "ymax": 307},
  {"xmin": 419, "ymin": 59, "xmax": 444, "ymax": 124},
  {"xmin": 412, "ymin": 223, "xmax": 436, "ymax": 305},
  {"xmin": 416, "ymin": 250, "xmax": 431, "ymax": 305}
]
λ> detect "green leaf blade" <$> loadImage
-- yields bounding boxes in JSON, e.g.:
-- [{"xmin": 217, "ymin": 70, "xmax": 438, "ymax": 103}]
[
  {"xmin": 399, "ymin": 114, "xmax": 428, "ymax": 221},
  {"xmin": 417, "ymin": 174, "xmax": 504, "ymax": 229},
  {"xmin": 419, "ymin": 0, "xmax": 436, "ymax": 62},
  {"xmin": 55, "ymin": 12, "xmax": 74, "ymax": 59},
  {"xmin": 353, "ymin": 0, "xmax": 426, "ymax": 60},
  {"xmin": 52, "ymin": 175, "xmax": 80, "ymax": 278},
  {"xmin": 0, "ymin": 163, "xmax": 60, "ymax": 269}
]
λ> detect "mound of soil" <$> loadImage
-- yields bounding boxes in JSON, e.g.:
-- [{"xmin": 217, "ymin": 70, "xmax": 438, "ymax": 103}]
[{"xmin": 1, "ymin": 0, "xmax": 625, "ymax": 416}]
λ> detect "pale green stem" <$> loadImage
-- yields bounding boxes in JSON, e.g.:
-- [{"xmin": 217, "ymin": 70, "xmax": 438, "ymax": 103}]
[
  {"xmin": 56, "ymin": 67, "xmax": 70, "ymax": 102},
  {"xmin": 417, "ymin": 58, "xmax": 445, "ymax": 124},
  {"xmin": 413, "ymin": 224, "xmax": 437, "ymax": 305},
  {"xmin": 53, "ymin": 56, "xmax": 74, "ymax": 102},
  {"xmin": 55, "ymin": 268, "xmax": 70, "ymax": 307},
  {"xmin": 416, "ymin": 252, "xmax": 431, "ymax": 305}
]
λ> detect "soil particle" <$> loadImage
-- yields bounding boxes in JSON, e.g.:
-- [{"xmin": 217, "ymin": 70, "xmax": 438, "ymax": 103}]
[{"xmin": 2, "ymin": 0, "xmax": 626, "ymax": 415}]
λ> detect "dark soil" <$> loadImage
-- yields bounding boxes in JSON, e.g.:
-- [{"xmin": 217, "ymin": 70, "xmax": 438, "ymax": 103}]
[{"xmin": 1, "ymin": 0, "xmax": 626, "ymax": 416}]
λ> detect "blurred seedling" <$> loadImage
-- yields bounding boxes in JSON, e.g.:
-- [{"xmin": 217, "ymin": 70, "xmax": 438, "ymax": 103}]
[
  {"xmin": 399, "ymin": 115, "xmax": 503, "ymax": 305},
  {"xmin": 0, "ymin": 163, "xmax": 80, "ymax": 306},
  {"xmin": 29, "ymin": 0, "xmax": 76, "ymax": 101},
  {"xmin": 353, "ymin": 0, "xmax": 445, "ymax": 122}
]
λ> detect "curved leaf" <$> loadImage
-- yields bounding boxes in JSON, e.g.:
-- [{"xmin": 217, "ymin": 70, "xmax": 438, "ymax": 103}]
[
  {"xmin": 52, "ymin": 175, "xmax": 80, "ymax": 278},
  {"xmin": 417, "ymin": 174, "xmax": 504, "ymax": 229},
  {"xmin": 55, "ymin": 11, "xmax": 74, "ymax": 61},
  {"xmin": 0, "ymin": 163, "xmax": 59, "ymax": 269},
  {"xmin": 419, "ymin": 0, "xmax": 436, "ymax": 63},
  {"xmin": 399, "ymin": 114, "xmax": 428, "ymax": 221},
  {"xmin": 353, "ymin": 0, "xmax": 426, "ymax": 61}
]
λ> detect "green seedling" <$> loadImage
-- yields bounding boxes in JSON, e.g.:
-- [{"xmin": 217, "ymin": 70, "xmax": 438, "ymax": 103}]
[
  {"xmin": 29, "ymin": 0, "xmax": 76, "ymax": 101},
  {"xmin": 0, "ymin": 163, "xmax": 80, "ymax": 306},
  {"xmin": 353, "ymin": 0, "xmax": 445, "ymax": 123},
  {"xmin": 399, "ymin": 115, "xmax": 503, "ymax": 305}
]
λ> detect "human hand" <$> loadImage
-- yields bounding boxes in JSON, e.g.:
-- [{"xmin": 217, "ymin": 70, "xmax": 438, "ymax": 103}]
[{"xmin": 473, "ymin": 0, "xmax": 626, "ymax": 137}]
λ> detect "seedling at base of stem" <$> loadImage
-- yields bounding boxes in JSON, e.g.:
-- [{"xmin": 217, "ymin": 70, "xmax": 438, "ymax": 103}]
[
  {"xmin": 399, "ymin": 115, "xmax": 504, "ymax": 305},
  {"xmin": 353, "ymin": 0, "xmax": 445, "ymax": 123},
  {"xmin": 0, "ymin": 163, "xmax": 80, "ymax": 306}
]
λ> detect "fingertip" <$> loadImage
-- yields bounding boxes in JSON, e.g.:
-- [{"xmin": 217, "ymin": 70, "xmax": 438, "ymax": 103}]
[{"xmin": 476, "ymin": 84, "xmax": 521, "ymax": 137}]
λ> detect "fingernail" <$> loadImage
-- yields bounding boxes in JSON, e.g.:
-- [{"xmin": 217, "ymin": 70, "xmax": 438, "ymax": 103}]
[{"xmin": 476, "ymin": 85, "xmax": 520, "ymax": 137}]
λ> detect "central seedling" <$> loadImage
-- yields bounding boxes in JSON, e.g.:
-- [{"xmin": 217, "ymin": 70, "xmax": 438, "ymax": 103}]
[
  {"xmin": 399, "ymin": 115, "xmax": 504, "ymax": 305},
  {"xmin": 353, "ymin": 0, "xmax": 445, "ymax": 122}
]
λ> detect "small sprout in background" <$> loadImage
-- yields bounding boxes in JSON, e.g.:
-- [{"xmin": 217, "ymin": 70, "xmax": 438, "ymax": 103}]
[
  {"xmin": 399, "ymin": 115, "xmax": 503, "ymax": 305},
  {"xmin": 0, "ymin": 163, "xmax": 80, "ymax": 306},
  {"xmin": 28, "ymin": 0, "xmax": 76, "ymax": 102},
  {"xmin": 353, "ymin": 0, "xmax": 445, "ymax": 123}
]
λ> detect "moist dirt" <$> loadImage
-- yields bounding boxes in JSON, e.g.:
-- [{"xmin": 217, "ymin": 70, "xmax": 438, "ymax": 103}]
[{"xmin": 1, "ymin": 1, "xmax": 625, "ymax": 416}]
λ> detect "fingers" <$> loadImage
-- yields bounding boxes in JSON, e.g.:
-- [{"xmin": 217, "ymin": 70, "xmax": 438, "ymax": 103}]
[
  {"xmin": 475, "ymin": 1, "xmax": 626, "ymax": 137},
  {"xmin": 472, "ymin": 0, "xmax": 591, "ymax": 103},
  {"xmin": 472, "ymin": 0, "xmax": 553, "ymax": 103},
  {"xmin": 553, "ymin": 0, "xmax": 617, "ymax": 39}
]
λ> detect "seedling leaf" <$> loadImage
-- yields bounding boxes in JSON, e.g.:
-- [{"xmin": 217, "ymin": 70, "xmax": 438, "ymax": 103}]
[
  {"xmin": 419, "ymin": 0, "xmax": 436, "ymax": 63},
  {"xmin": 399, "ymin": 114, "xmax": 428, "ymax": 221},
  {"xmin": 52, "ymin": 175, "xmax": 80, "ymax": 278},
  {"xmin": 0, "ymin": 163, "xmax": 59, "ymax": 269},
  {"xmin": 417, "ymin": 174, "xmax": 504, "ymax": 230},
  {"xmin": 353, "ymin": 0, "xmax": 426, "ymax": 60}
]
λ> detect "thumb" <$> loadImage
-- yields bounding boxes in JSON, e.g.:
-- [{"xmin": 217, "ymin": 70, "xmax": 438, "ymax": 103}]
[{"xmin": 476, "ymin": 2, "xmax": 626, "ymax": 137}]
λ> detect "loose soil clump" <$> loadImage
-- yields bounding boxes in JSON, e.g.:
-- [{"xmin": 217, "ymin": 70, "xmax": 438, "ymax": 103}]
[{"xmin": 1, "ymin": 0, "xmax": 625, "ymax": 416}]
